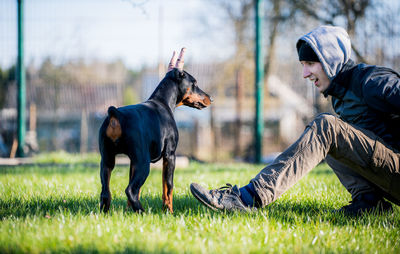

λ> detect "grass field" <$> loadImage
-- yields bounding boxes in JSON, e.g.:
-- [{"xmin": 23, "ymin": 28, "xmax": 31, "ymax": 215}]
[{"xmin": 1, "ymin": 154, "xmax": 399, "ymax": 253}]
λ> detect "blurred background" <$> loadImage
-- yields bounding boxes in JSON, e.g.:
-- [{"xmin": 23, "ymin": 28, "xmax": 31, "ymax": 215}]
[{"xmin": 1, "ymin": 0, "xmax": 399, "ymax": 162}]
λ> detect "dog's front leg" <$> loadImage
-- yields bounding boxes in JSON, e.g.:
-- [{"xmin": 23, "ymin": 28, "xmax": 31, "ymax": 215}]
[
  {"xmin": 162, "ymin": 153, "xmax": 176, "ymax": 213},
  {"xmin": 100, "ymin": 159, "xmax": 113, "ymax": 213}
]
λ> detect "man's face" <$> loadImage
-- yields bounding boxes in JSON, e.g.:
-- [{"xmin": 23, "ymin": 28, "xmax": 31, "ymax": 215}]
[{"xmin": 300, "ymin": 61, "xmax": 330, "ymax": 93}]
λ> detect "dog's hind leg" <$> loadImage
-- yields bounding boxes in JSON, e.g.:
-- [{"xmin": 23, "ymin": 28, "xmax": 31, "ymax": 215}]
[
  {"xmin": 125, "ymin": 161, "xmax": 150, "ymax": 213},
  {"xmin": 100, "ymin": 159, "xmax": 114, "ymax": 213},
  {"xmin": 162, "ymin": 153, "xmax": 176, "ymax": 213},
  {"xmin": 127, "ymin": 161, "xmax": 142, "ymax": 208}
]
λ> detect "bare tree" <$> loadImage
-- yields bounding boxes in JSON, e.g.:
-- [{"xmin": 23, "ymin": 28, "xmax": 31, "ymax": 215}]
[
  {"xmin": 202, "ymin": 0, "xmax": 255, "ymax": 159},
  {"xmin": 263, "ymin": 0, "xmax": 297, "ymax": 92},
  {"xmin": 291, "ymin": 0, "xmax": 385, "ymax": 63}
]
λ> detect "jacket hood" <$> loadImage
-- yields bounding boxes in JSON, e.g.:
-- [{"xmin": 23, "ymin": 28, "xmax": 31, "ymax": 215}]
[
  {"xmin": 322, "ymin": 59, "xmax": 356, "ymax": 98},
  {"xmin": 296, "ymin": 25, "xmax": 352, "ymax": 80}
]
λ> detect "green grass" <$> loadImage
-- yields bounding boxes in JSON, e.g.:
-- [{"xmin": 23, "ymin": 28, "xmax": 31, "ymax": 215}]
[
  {"xmin": 32, "ymin": 151, "xmax": 100, "ymax": 164},
  {"xmin": 1, "ymin": 160, "xmax": 399, "ymax": 253}
]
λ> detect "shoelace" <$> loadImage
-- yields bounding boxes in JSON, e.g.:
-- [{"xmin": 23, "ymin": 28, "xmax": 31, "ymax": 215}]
[{"xmin": 211, "ymin": 183, "xmax": 233, "ymax": 195}]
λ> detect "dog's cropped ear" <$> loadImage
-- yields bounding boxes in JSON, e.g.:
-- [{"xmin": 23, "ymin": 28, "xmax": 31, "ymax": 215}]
[{"xmin": 168, "ymin": 48, "xmax": 186, "ymax": 72}]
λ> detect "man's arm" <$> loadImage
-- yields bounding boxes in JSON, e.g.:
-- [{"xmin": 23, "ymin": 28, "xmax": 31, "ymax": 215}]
[{"xmin": 363, "ymin": 66, "xmax": 400, "ymax": 115}]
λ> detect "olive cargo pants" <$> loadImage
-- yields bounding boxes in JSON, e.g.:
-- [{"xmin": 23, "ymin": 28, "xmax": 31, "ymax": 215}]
[{"xmin": 250, "ymin": 113, "xmax": 400, "ymax": 207}]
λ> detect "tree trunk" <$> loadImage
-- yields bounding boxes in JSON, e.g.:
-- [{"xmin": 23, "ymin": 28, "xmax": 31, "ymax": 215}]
[{"xmin": 263, "ymin": 0, "xmax": 280, "ymax": 95}]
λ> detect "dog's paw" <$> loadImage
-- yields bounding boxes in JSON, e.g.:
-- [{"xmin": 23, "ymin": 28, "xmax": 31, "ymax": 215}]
[
  {"xmin": 128, "ymin": 200, "xmax": 145, "ymax": 214},
  {"xmin": 100, "ymin": 196, "xmax": 111, "ymax": 213},
  {"xmin": 162, "ymin": 203, "xmax": 174, "ymax": 214}
]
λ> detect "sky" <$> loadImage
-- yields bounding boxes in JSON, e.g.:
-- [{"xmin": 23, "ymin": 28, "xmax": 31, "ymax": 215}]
[
  {"xmin": 0, "ymin": 0, "xmax": 235, "ymax": 70},
  {"xmin": 1, "ymin": 0, "xmax": 399, "ymax": 71}
]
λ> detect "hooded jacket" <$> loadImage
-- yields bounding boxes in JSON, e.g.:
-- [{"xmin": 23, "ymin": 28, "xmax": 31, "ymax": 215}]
[{"xmin": 297, "ymin": 26, "xmax": 400, "ymax": 150}]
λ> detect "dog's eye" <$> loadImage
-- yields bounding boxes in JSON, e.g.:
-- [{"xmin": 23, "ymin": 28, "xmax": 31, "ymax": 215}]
[{"xmin": 179, "ymin": 72, "xmax": 185, "ymax": 78}]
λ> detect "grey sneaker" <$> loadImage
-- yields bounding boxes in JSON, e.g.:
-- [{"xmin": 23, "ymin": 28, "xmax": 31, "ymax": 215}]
[{"xmin": 190, "ymin": 183, "xmax": 253, "ymax": 212}]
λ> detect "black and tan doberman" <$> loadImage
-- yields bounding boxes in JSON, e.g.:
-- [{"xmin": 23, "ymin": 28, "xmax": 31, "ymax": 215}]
[{"xmin": 98, "ymin": 48, "xmax": 211, "ymax": 213}]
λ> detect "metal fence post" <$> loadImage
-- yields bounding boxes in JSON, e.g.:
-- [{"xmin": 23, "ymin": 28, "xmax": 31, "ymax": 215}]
[
  {"xmin": 254, "ymin": 0, "xmax": 265, "ymax": 163},
  {"xmin": 17, "ymin": 0, "xmax": 26, "ymax": 157}
]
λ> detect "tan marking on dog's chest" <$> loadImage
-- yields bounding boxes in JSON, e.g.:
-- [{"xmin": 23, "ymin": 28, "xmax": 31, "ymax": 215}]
[{"xmin": 106, "ymin": 116, "xmax": 122, "ymax": 142}]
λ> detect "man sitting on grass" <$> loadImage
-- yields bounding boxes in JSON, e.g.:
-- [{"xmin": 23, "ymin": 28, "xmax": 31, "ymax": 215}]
[{"xmin": 190, "ymin": 25, "xmax": 400, "ymax": 216}]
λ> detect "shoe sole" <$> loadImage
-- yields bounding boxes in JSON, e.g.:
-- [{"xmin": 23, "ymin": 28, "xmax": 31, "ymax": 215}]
[{"xmin": 190, "ymin": 184, "xmax": 219, "ymax": 211}]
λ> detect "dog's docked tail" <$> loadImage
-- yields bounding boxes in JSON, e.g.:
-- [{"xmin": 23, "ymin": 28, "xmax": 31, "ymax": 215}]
[{"xmin": 106, "ymin": 106, "xmax": 122, "ymax": 142}]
